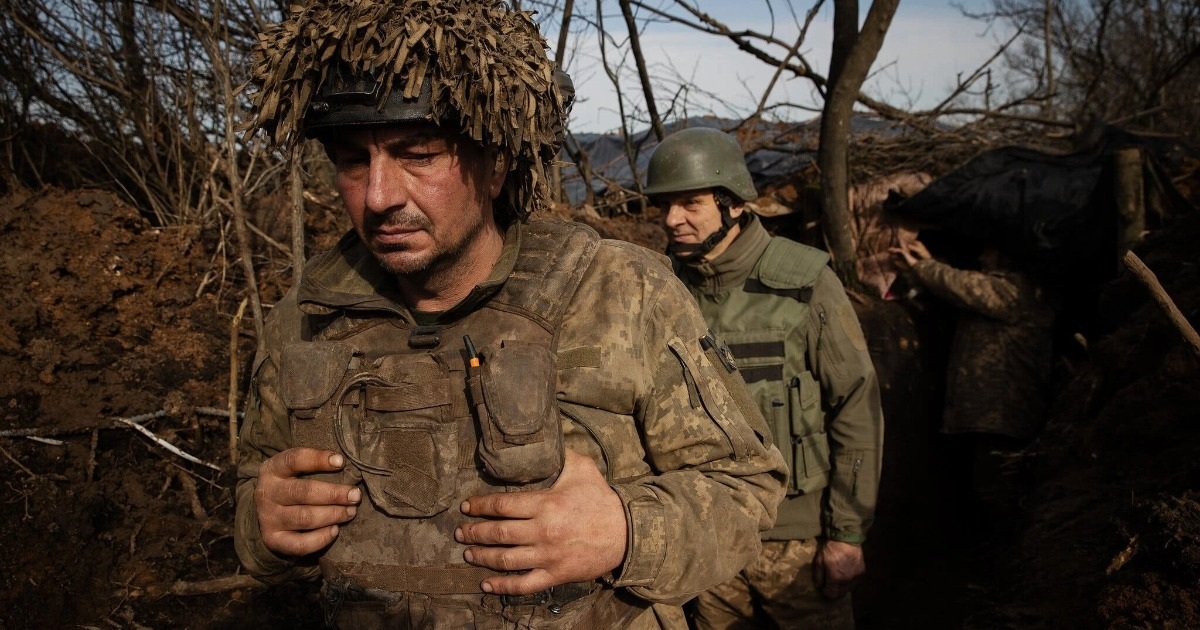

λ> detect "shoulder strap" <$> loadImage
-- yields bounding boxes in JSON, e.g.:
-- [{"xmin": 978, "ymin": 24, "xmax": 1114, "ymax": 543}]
[
  {"xmin": 749, "ymin": 238, "xmax": 829, "ymax": 301},
  {"xmin": 490, "ymin": 219, "xmax": 602, "ymax": 333}
]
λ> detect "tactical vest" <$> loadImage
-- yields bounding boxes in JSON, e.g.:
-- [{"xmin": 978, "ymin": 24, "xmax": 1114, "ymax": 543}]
[
  {"xmin": 687, "ymin": 238, "xmax": 831, "ymax": 497},
  {"xmin": 274, "ymin": 221, "xmax": 632, "ymax": 624}
]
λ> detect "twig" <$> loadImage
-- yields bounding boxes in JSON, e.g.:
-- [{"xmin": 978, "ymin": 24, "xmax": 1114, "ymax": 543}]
[
  {"xmin": 1122, "ymin": 251, "xmax": 1200, "ymax": 362},
  {"xmin": 229, "ymin": 297, "xmax": 248, "ymax": 465},
  {"xmin": 87, "ymin": 429, "xmax": 99, "ymax": 482},
  {"xmin": 0, "ymin": 408, "xmax": 241, "ymax": 440},
  {"xmin": 134, "ymin": 574, "xmax": 263, "ymax": 598},
  {"xmin": 1106, "ymin": 535, "xmax": 1139, "ymax": 575},
  {"xmin": 117, "ymin": 418, "xmax": 221, "ymax": 471},
  {"xmin": 175, "ymin": 467, "xmax": 210, "ymax": 521},
  {"xmin": 24, "ymin": 436, "xmax": 63, "ymax": 446},
  {"xmin": 0, "ymin": 442, "xmax": 37, "ymax": 479}
]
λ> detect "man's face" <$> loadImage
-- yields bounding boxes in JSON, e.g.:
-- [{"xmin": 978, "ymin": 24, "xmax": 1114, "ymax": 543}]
[
  {"xmin": 325, "ymin": 123, "xmax": 505, "ymax": 277},
  {"xmin": 658, "ymin": 188, "xmax": 743, "ymax": 258}
]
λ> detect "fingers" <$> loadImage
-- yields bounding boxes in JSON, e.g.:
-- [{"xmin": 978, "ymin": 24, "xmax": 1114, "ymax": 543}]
[
  {"xmin": 263, "ymin": 523, "xmax": 344, "ymax": 558},
  {"xmin": 480, "ymin": 568, "xmax": 558, "ymax": 596},
  {"xmin": 255, "ymin": 448, "xmax": 362, "ymax": 558},
  {"xmin": 460, "ymin": 488, "xmax": 540, "ymax": 520},
  {"xmin": 262, "ymin": 447, "xmax": 346, "ymax": 478},
  {"xmin": 455, "ymin": 516, "xmax": 536, "ymax": 547}
]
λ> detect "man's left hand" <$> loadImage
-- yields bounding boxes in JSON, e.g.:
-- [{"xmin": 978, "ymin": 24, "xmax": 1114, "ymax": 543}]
[
  {"xmin": 813, "ymin": 539, "xmax": 866, "ymax": 599},
  {"xmin": 455, "ymin": 449, "xmax": 627, "ymax": 596}
]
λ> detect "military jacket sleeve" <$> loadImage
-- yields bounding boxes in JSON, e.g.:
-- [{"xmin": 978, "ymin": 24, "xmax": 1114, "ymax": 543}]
[
  {"xmin": 911, "ymin": 259, "xmax": 1024, "ymax": 323},
  {"xmin": 804, "ymin": 268, "xmax": 884, "ymax": 545},
  {"xmin": 557, "ymin": 241, "xmax": 788, "ymax": 605},
  {"xmin": 233, "ymin": 292, "xmax": 322, "ymax": 584}
]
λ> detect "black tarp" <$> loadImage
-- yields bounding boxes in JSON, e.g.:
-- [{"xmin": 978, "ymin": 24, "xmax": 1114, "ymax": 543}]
[{"xmin": 887, "ymin": 126, "xmax": 1194, "ymax": 289}]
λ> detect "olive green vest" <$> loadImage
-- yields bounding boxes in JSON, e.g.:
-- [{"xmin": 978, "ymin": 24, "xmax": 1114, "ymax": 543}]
[{"xmin": 686, "ymin": 237, "xmax": 831, "ymax": 534}]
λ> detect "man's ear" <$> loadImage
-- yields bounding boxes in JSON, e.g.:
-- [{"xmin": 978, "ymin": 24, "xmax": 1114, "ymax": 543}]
[
  {"xmin": 729, "ymin": 201, "xmax": 747, "ymax": 220},
  {"xmin": 488, "ymin": 151, "xmax": 509, "ymax": 199}
]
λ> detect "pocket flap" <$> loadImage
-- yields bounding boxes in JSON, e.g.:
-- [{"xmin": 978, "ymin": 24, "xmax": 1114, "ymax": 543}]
[
  {"xmin": 279, "ymin": 341, "xmax": 355, "ymax": 410},
  {"xmin": 481, "ymin": 340, "xmax": 555, "ymax": 437}
]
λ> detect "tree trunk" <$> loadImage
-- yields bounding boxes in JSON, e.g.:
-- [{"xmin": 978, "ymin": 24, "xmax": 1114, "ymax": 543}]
[
  {"xmin": 552, "ymin": 0, "xmax": 575, "ymax": 203},
  {"xmin": 818, "ymin": 0, "xmax": 899, "ymax": 289}
]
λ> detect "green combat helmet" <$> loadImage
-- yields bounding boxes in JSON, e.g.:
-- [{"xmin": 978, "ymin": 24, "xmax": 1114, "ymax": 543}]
[
  {"xmin": 645, "ymin": 127, "xmax": 757, "ymax": 259},
  {"xmin": 644, "ymin": 127, "xmax": 757, "ymax": 202},
  {"xmin": 242, "ymin": 0, "xmax": 573, "ymax": 221}
]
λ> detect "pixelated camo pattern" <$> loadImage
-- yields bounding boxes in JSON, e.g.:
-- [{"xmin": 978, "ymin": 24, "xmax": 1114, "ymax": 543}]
[{"xmin": 244, "ymin": 0, "xmax": 568, "ymax": 218}]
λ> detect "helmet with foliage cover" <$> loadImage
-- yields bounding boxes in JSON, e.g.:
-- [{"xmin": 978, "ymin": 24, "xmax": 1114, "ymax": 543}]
[
  {"xmin": 243, "ymin": 0, "xmax": 573, "ymax": 220},
  {"xmin": 644, "ymin": 127, "xmax": 757, "ymax": 202}
]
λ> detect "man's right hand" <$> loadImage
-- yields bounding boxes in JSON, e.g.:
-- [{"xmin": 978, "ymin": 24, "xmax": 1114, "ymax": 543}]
[{"xmin": 255, "ymin": 447, "xmax": 361, "ymax": 557}]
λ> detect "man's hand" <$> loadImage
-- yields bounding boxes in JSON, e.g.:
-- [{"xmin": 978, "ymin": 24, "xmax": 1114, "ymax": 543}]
[
  {"xmin": 889, "ymin": 239, "xmax": 932, "ymax": 270},
  {"xmin": 455, "ymin": 449, "xmax": 627, "ymax": 595},
  {"xmin": 255, "ymin": 447, "xmax": 361, "ymax": 557},
  {"xmin": 812, "ymin": 539, "xmax": 866, "ymax": 600}
]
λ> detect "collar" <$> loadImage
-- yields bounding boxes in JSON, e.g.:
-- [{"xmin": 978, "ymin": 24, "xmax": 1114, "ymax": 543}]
[
  {"xmin": 297, "ymin": 221, "xmax": 523, "ymax": 324},
  {"xmin": 676, "ymin": 214, "xmax": 771, "ymax": 295}
]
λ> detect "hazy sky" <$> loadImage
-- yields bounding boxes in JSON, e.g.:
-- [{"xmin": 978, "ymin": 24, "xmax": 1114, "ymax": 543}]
[{"xmin": 558, "ymin": 0, "xmax": 1013, "ymax": 133}]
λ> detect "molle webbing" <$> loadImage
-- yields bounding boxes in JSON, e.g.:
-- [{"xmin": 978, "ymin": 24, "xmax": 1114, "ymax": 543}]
[{"xmin": 728, "ymin": 340, "xmax": 786, "ymax": 384}]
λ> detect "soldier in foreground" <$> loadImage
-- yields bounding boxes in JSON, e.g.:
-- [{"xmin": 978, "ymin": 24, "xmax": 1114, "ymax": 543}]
[
  {"xmin": 645, "ymin": 128, "xmax": 884, "ymax": 629},
  {"xmin": 233, "ymin": 2, "xmax": 787, "ymax": 628}
]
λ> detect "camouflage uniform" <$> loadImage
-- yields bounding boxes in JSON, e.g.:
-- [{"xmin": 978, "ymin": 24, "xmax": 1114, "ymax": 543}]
[
  {"xmin": 910, "ymin": 258, "xmax": 1056, "ymax": 440},
  {"xmin": 235, "ymin": 217, "xmax": 789, "ymax": 629},
  {"xmin": 674, "ymin": 215, "xmax": 884, "ymax": 630}
]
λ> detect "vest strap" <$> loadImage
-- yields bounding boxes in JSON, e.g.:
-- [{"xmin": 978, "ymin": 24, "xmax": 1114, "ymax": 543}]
[{"xmin": 320, "ymin": 558, "xmax": 501, "ymax": 594}]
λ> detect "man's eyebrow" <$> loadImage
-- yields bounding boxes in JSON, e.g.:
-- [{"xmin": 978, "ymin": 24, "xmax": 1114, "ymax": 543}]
[{"xmin": 380, "ymin": 131, "xmax": 447, "ymax": 150}]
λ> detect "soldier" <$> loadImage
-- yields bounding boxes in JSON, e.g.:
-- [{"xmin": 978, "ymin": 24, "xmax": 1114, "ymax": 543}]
[
  {"xmin": 233, "ymin": 2, "xmax": 787, "ymax": 628},
  {"xmin": 644, "ymin": 127, "xmax": 884, "ymax": 629},
  {"xmin": 892, "ymin": 238, "xmax": 1057, "ymax": 517}
]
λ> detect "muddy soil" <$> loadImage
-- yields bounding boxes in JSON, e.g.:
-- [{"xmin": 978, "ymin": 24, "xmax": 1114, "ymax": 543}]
[{"xmin": 0, "ymin": 181, "xmax": 1196, "ymax": 629}]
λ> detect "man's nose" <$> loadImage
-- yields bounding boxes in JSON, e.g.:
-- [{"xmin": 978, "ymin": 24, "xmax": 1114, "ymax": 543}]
[
  {"xmin": 663, "ymin": 204, "xmax": 686, "ymax": 229},
  {"xmin": 364, "ymin": 159, "xmax": 405, "ymax": 214}
]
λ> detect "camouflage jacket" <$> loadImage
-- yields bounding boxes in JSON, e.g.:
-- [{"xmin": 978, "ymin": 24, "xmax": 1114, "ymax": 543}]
[
  {"xmin": 234, "ymin": 218, "xmax": 787, "ymax": 628},
  {"xmin": 674, "ymin": 215, "xmax": 883, "ymax": 545},
  {"xmin": 911, "ymin": 258, "xmax": 1057, "ymax": 439}
]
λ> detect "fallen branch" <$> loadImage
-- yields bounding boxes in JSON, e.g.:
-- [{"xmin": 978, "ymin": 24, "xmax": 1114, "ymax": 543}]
[
  {"xmin": 131, "ymin": 574, "xmax": 264, "ymax": 599},
  {"xmin": 0, "ymin": 408, "xmax": 241, "ymax": 439},
  {"xmin": 1106, "ymin": 535, "xmax": 1139, "ymax": 575},
  {"xmin": 1122, "ymin": 250, "xmax": 1200, "ymax": 362},
  {"xmin": 117, "ymin": 418, "xmax": 221, "ymax": 471}
]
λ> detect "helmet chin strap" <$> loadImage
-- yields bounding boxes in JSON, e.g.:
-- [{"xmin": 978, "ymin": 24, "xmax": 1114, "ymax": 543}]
[{"xmin": 669, "ymin": 197, "xmax": 740, "ymax": 262}]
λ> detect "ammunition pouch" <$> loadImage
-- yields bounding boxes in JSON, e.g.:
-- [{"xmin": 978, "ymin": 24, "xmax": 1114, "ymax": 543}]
[{"xmin": 468, "ymin": 339, "xmax": 565, "ymax": 484}]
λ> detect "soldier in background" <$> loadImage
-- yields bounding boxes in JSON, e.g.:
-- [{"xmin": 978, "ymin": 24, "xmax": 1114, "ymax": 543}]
[
  {"xmin": 892, "ymin": 239, "xmax": 1058, "ymax": 518},
  {"xmin": 233, "ymin": 3, "xmax": 787, "ymax": 628},
  {"xmin": 646, "ymin": 127, "xmax": 885, "ymax": 630}
]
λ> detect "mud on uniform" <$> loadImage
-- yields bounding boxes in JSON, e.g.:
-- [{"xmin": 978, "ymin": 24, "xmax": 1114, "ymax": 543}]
[
  {"xmin": 675, "ymin": 215, "xmax": 884, "ymax": 630},
  {"xmin": 234, "ymin": 218, "xmax": 788, "ymax": 629}
]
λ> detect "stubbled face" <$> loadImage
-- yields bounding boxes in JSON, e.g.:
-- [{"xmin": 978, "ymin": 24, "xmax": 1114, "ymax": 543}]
[
  {"xmin": 325, "ymin": 123, "xmax": 505, "ymax": 278},
  {"xmin": 657, "ymin": 188, "xmax": 742, "ymax": 259}
]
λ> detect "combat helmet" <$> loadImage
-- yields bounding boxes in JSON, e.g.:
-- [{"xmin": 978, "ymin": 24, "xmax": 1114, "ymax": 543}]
[
  {"xmin": 646, "ymin": 127, "xmax": 756, "ymax": 260},
  {"xmin": 243, "ymin": 0, "xmax": 573, "ymax": 220},
  {"xmin": 644, "ymin": 127, "xmax": 757, "ymax": 202}
]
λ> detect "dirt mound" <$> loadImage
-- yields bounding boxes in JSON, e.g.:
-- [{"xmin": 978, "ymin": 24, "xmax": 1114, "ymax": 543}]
[
  {"xmin": 981, "ymin": 208, "xmax": 1200, "ymax": 629},
  {"xmin": 0, "ymin": 187, "xmax": 320, "ymax": 628}
]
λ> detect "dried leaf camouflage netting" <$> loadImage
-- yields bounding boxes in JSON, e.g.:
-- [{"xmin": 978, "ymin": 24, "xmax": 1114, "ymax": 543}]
[{"xmin": 243, "ymin": 0, "xmax": 569, "ymax": 219}]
